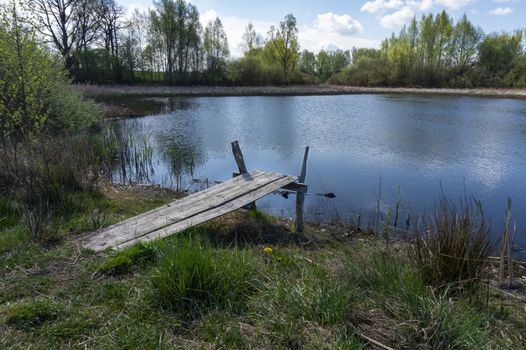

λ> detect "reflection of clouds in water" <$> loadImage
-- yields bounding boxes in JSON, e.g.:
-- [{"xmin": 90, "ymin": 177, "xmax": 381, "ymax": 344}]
[
  {"xmin": 469, "ymin": 156, "xmax": 506, "ymax": 191},
  {"xmin": 110, "ymin": 95, "xmax": 526, "ymax": 254},
  {"xmin": 418, "ymin": 157, "xmax": 447, "ymax": 179}
]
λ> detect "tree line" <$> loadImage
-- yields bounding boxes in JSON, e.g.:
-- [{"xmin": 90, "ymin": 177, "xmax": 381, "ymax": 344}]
[
  {"xmin": 3, "ymin": 0, "xmax": 526, "ymax": 87},
  {"xmin": 331, "ymin": 12, "xmax": 526, "ymax": 88}
]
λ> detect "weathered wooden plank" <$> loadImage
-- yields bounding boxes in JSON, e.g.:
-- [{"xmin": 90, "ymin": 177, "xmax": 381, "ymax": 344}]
[
  {"xmin": 83, "ymin": 171, "xmax": 295, "ymax": 251},
  {"xmin": 80, "ymin": 170, "xmax": 268, "ymax": 244},
  {"xmin": 83, "ymin": 172, "xmax": 287, "ymax": 250},
  {"xmin": 114, "ymin": 175, "xmax": 297, "ymax": 250},
  {"xmin": 233, "ymin": 172, "xmax": 307, "ymax": 193}
]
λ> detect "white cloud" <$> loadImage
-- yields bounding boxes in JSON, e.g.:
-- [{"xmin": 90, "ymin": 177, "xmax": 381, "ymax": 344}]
[
  {"xmin": 298, "ymin": 12, "xmax": 376, "ymax": 53},
  {"xmin": 488, "ymin": 7, "xmax": 514, "ymax": 15},
  {"xmin": 201, "ymin": 9, "xmax": 219, "ymax": 26},
  {"xmin": 299, "ymin": 26, "xmax": 379, "ymax": 53},
  {"xmin": 202, "ymin": 9, "xmax": 376, "ymax": 57},
  {"xmin": 361, "ymin": 0, "xmax": 475, "ymax": 29},
  {"xmin": 199, "ymin": 9, "xmax": 273, "ymax": 58},
  {"xmin": 406, "ymin": 0, "xmax": 433, "ymax": 11},
  {"xmin": 434, "ymin": 0, "xmax": 474, "ymax": 10},
  {"xmin": 361, "ymin": 0, "xmax": 472, "ymax": 14},
  {"xmin": 361, "ymin": 0, "xmax": 404, "ymax": 13},
  {"xmin": 315, "ymin": 12, "xmax": 364, "ymax": 35},
  {"xmin": 380, "ymin": 6, "xmax": 415, "ymax": 28}
]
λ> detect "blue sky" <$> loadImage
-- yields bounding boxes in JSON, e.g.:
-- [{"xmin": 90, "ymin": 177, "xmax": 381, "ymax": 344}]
[{"xmin": 121, "ymin": 0, "xmax": 525, "ymax": 56}]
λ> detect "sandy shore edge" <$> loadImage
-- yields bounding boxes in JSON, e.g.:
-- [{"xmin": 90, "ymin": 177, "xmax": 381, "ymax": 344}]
[{"xmin": 75, "ymin": 84, "xmax": 526, "ymax": 100}]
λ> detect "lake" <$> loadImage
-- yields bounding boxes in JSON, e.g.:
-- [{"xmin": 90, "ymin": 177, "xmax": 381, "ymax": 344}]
[{"xmin": 109, "ymin": 94, "xmax": 526, "ymax": 254}]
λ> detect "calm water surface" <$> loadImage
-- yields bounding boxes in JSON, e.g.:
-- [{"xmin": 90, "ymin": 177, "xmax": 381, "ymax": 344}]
[{"xmin": 111, "ymin": 94, "xmax": 526, "ymax": 253}]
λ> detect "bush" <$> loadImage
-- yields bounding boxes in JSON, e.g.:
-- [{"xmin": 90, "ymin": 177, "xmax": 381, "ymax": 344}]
[
  {"xmin": 503, "ymin": 56, "xmax": 526, "ymax": 88},
  {"xmin": 149, "ymin": 236, "xmax": 260, "ymax": 318},
  {"xmin": 0, "ymin": 133, "xmax": 115, "ymax": 208},
  {"xmin": 328, "ymin": 57, "xmax": 393, "ymax": 86},
  {"xmin": 410, "ymin": 196, "xmax": 492, "ymax": 290}
]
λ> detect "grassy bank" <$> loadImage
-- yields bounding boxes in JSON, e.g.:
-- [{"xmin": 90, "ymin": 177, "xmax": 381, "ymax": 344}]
[{"xmin": 1, "ymin": 184, "xmax": 525, "ymax": 349}]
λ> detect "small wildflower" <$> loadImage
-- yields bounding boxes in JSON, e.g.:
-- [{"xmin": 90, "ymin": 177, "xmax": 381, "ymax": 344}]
[{"xmin": 263, "ymin": 247, "xmax": 273, "ymax": 254}]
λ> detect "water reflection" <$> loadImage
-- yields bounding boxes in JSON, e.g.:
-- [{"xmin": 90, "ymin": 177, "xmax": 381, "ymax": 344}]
[{"xmin": 109, "ymin": 94, "xmax": 526, "ymax": 253}]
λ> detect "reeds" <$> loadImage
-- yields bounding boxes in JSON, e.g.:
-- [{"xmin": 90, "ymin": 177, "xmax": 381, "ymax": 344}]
[{"xmin": 411, "ymin": 195, "xmax": 493, "ymax": 290}]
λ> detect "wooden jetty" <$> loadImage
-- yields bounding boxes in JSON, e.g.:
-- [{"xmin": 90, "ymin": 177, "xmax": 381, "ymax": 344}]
[{"xmin": 81, "ymin": 141, "xmax": 309, "ymax": 251}]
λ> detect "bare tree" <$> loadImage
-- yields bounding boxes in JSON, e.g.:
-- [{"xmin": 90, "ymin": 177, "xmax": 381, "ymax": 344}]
[
  {"xmin": 75, "ymin": 0, "xmax": 101, "ymax": 52},
  {"xmin": 31, "ymin": 0, "xmax": 80, "ymax": 71},
  {"xmin": 99, "ymin": 0, "xmax": 124, "ymax": 58}
]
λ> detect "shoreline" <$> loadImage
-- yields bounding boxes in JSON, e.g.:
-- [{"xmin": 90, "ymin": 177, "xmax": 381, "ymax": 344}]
[{"xmin": 75, "ymin": 84, "xmax": 526, "ymax": 100}]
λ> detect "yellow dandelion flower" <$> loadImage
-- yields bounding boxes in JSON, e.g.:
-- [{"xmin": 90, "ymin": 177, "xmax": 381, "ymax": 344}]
[{"xmin": 263, "ymin": 247, "xmax": 273, "ymax": 254}]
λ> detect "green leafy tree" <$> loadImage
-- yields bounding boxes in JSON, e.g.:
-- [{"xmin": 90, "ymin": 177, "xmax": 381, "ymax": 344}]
[
  {"xmin": 241, "ymin": 22, "xmax": 262, "ymax": 56},
  {"xmin": 264, "ymin": 14, "xmax": 299, "ymax": 84},
  {"xmin": 299, "ymin": 50, "xmax": 316, "ymax": 75},
  {"xmin": 204, "ymin": 17, "xmax": 229, "ymax": 82},
  {"xmin": 450, "ymin": 14, "xmax": 483, "ymax": 70},
  {"xmin": 0, "ymin": 3, "xmax": 51, "ymax": 142},
  {"xmin": 479, "ymin": 31, "xmax": 523, "ymax": 80}
]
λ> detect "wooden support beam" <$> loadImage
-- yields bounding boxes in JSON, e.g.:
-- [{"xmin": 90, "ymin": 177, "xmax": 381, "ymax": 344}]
[
  {"xmin": 234, "ymin": 172, "xmax": 307, "ymax": 193},
  {"xmin": 295, "ymin": 146, "xmax": 309, "ymax": 233},
  {"xmin": 231, "ymin": 140, "xmax": 248, "ymax": 174},
  {"xmin": 231, "ymin": 140, "xmax": 255, "ymax": 209}
]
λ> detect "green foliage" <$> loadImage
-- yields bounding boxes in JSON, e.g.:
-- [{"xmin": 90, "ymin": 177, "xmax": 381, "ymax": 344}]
[
  {"xmin": 149, "ymin": 236, "xmax": 260, "ymax": 318},
  {"xmin": 98, "ymin": 243, "xmax": 157, "ymax": 274},
  {"xmin": 0, "ymin": 5, "xmax": 98, "ymax": 139},
  {"xmin": 504, "ymin": 55, "xmax": 526, "ymax": 87},
  {"xmin": 204, "ymin": 17, "xmax": 230, "ymax": 83},
  {"xmin": 330, "ymin": 56, "xmax": 392, "ymax": 86},
  {"xmin": 0, "ymin": 8, "xmax": 52, "ymax": 140},
  {"xmin": 4, "ymin": 298, "xmax": 64, "ymax": 330},
  {"xmin": 479, "ymin": 31, "xmax": 523, "ymax": 81},
  {"xmin": 264, "ymin": 14, "xmax": 300, "ymax": 84},
  {"xmin": 332, "ymin": 11, "xmax": 525, "ymax": 88}
]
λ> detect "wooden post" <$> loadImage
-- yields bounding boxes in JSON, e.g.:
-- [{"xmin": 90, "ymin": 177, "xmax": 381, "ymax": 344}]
[
  {"xmin": 231, "ymin": 140, "xmax": 248, "ymax": 174},
  {"xmin": 295, "ymin": 146, "xmax": 309, "ymax": 233},
  {"xmin": 231, "ymin": 140, "xmax": 255, "ymax": 209}
]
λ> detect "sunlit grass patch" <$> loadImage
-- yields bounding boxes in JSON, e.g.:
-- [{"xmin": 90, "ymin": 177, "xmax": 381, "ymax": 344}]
[
  {"xmin": 4, "ymin": 298, "xmax": 65, "ymax": 330},
  {"xmin": 97, "ymin": 243, "xmax": 157, "ymax": 275},
  {"xmin": 149, "ymin": 236, "xmax": 261, "ymax": 318}
]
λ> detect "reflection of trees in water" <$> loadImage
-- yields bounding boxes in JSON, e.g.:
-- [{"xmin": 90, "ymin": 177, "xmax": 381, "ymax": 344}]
[
  {"xmin": 161, "ymin": 98, "xmax": 193, "ymax": 114},
  {"xmin": 166, "ymin": 141, "xmax": 200, "ymax": 190}
]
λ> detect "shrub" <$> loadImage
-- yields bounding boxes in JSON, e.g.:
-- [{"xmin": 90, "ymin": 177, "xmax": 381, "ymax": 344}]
[
  {"xmin": 410, "ymin": 196, "xmax": 492, "ymax": 290},
  {"xmin": 149, "ymin": 236, "xmax": 260, "ymax": 318},
  {"xmin": 328, "ymin": 57, "xmax": 393, "ymax": 86}
]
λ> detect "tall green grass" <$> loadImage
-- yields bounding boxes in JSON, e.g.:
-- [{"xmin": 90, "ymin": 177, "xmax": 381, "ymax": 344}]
[
  {"xmin": 348, "ymin": 250, "xmax": 495, "ymax": 348},
  {"xmin": 149, "ymin": 236, "xmax": 261, "ymax": 318},
  {"xmin": 410, "ymin": 196, "xmax": 492, "ymax": 291}
]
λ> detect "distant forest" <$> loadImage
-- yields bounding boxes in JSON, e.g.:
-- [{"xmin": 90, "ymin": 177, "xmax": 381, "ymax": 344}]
[{"xmin": 1, "ymin": 0, "xmax": 525, "ymax": 87}]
